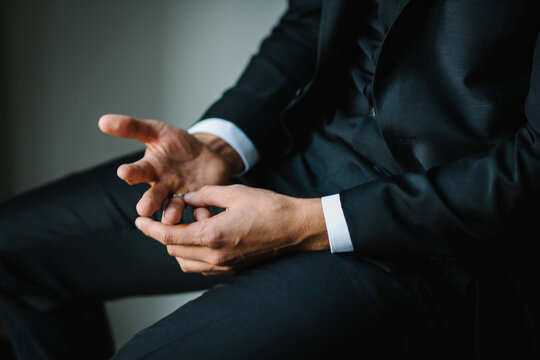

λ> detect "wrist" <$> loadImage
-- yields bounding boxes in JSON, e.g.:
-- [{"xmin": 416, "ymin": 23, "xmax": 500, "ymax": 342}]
[
  {"xmin": 194, "ymin": 133, "xmax": 245, "ymax": 176},
  {"xmin": 292, "ymin": 197, "xmax": 330, "ymax": 252}
]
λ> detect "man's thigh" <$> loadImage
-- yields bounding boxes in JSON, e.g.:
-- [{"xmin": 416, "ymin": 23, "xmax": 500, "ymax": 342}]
[
  {"xmin": 0, "ymin": 151, "xmax": 222, "ymax": 303},
  {"xmin": 113, "ymin": 252, "xmax": 473, "ymax": 360},
  {"xmin": 0, "ymin": 152, "xmax": 232, "ymax": 359}
]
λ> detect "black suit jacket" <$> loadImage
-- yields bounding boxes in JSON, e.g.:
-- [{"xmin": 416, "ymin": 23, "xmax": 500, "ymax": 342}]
[{"xmin": 201, "ymin": 0, "xmax": 540, "ymax": 357}]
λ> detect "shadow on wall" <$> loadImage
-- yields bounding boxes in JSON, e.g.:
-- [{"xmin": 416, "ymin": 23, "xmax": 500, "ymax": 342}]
[{"xmin": 3, "ymin": 0, "xmax": 167, "ymax": 196}]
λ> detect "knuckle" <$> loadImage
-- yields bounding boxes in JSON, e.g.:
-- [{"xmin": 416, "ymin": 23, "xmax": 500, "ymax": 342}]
[
  {"xmin": 206, "ymin": 232, "xmax": 224, "ymax": 249},
  {"xmin": 205, "ymin": 233, "xmax": 217, "ymax": 248},
  {"xmin": 211, "ymin": 253, "xmax": 228, "ymax": 266},
  {"xmin": 162, "ymin": 232, "xmax": 174, "ymax": 245},
  {"xmin": 229, "ymin": 184, "xmax": 243, "ymax": 191},
  {"xmin": 199, "ymin": 185, "xmax": 212, "ymax": 197},
  {"xmin": 193, "ymin": 227, "xmax": 207, "ymax": 246},
  {"xmin": 197, "ymin": 220, "xmax": 218, "ymax": 247},
  {"xmin": 147, "ymin": 188, "xmax": 166, "ymax": 203},
  {"xmin": 144, "ymin": 193, "xmax": 157, "ymax": 205}
]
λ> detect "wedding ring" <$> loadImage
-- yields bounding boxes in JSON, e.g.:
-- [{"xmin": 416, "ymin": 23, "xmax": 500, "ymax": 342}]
[{"xmin": 171, "ymin": 193, "xmax": 185, "ymax": 200}]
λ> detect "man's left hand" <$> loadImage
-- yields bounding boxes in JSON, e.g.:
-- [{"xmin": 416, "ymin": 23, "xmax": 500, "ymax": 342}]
[{"xmin": 134, "ymin": 184, "xmax": 329, "ymax": 275}]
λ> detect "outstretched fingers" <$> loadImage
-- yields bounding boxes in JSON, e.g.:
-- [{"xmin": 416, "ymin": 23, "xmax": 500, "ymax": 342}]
[
  {"xmin": 136, "ymin": 183, "xmax": 171, "ymax": 217},
  {"xmin": 135, "ymin": 217, "xmax": 207, "ymax": 246},
  {"xmin": 98, "ymin": 114, "xmax": 161, "ymax": 143},
  {"xmin": 117, "ymin": 159, "xmax": 156, "ymax": 185}
]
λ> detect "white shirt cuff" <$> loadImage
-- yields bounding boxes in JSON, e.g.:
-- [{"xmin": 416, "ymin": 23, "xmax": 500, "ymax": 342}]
[
  {"xmin": 188, "ymin": 118, "xmax": 260, "ymax": 176},
  {"xmin": 321, "ymin": 194, "xmax": 354, "ymax": 253}
]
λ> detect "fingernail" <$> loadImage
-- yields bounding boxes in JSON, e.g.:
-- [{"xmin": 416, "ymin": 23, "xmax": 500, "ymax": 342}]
[
  {"xmin": 135, "ymin": 218, "xmax": 142, "ymax": 229},
  {"xmin": 185, "ymin": 192, "xmax": 195, "ymax": 200}
]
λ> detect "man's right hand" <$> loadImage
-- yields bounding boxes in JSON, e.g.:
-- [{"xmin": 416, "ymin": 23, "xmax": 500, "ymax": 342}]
[{"xmin": 99, "ymin": 114, "xmax": 244, "ymax": 225}]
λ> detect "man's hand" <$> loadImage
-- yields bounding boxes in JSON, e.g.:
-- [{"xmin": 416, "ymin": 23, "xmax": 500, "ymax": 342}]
[
  {"xmin": 134, "ymin": 184, "xmax": 330, "ymax": 275},
  {"xmin": 99, "ymin": 114, "xmax": 243, "ymax": 224}
]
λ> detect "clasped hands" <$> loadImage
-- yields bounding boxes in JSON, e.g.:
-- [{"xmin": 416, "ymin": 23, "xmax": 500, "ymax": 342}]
[{"xmin": 99, "ymin": 114, "xmax": 329, "ymax": 275}]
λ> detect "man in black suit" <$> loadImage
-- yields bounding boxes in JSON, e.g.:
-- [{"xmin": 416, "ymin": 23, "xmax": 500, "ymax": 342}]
[{"xmin": 1, "ymin": 0, "xmax": 538, "ymax": 358}]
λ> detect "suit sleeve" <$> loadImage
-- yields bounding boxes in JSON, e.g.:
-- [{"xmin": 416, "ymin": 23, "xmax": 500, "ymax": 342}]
[
  {"xmin": 341, "ymin": 30, "xmax": 540, "ymax": 259},
  {"xmin": 198, "ymin": 0, "xmax": 322, "ymax": 159}
]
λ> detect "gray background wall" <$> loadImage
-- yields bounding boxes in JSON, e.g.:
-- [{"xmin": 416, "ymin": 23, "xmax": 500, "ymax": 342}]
[{"xmin": 3, "ymin": 0, "xmax": 286, "ymax": 349}]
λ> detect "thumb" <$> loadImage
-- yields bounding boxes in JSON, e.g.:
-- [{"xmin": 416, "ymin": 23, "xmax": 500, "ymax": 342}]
[
  {"xmin": 99, "ymin": 114, "xmax": 161, "ymax": 143},
  {"xmin": 184, "ymin": 185, "xmax": 237, "ymax": 209}
]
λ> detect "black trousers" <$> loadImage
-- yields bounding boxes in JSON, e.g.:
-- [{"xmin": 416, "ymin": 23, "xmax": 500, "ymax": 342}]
[{"xmin": 0, "ymin": 152, "xmax": 474, "ymax": 359}]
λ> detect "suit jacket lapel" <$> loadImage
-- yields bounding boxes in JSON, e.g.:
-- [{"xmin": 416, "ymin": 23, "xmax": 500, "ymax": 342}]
[{"xmin": 315, "ymin": 0, "xmax": 410, "ymax": 85}]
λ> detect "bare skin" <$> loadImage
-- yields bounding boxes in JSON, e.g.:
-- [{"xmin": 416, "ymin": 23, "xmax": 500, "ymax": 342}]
[
  {"xmin": 99, "ymin": 114, "xmax": 329, "ymax": 275},
  {"xmin": 99, "ymin": 114, "xmax": 242, "ymax": 224},
  {"xmin": 136, "ymin": 185, "xmax": 329, "ymax": 275}
]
